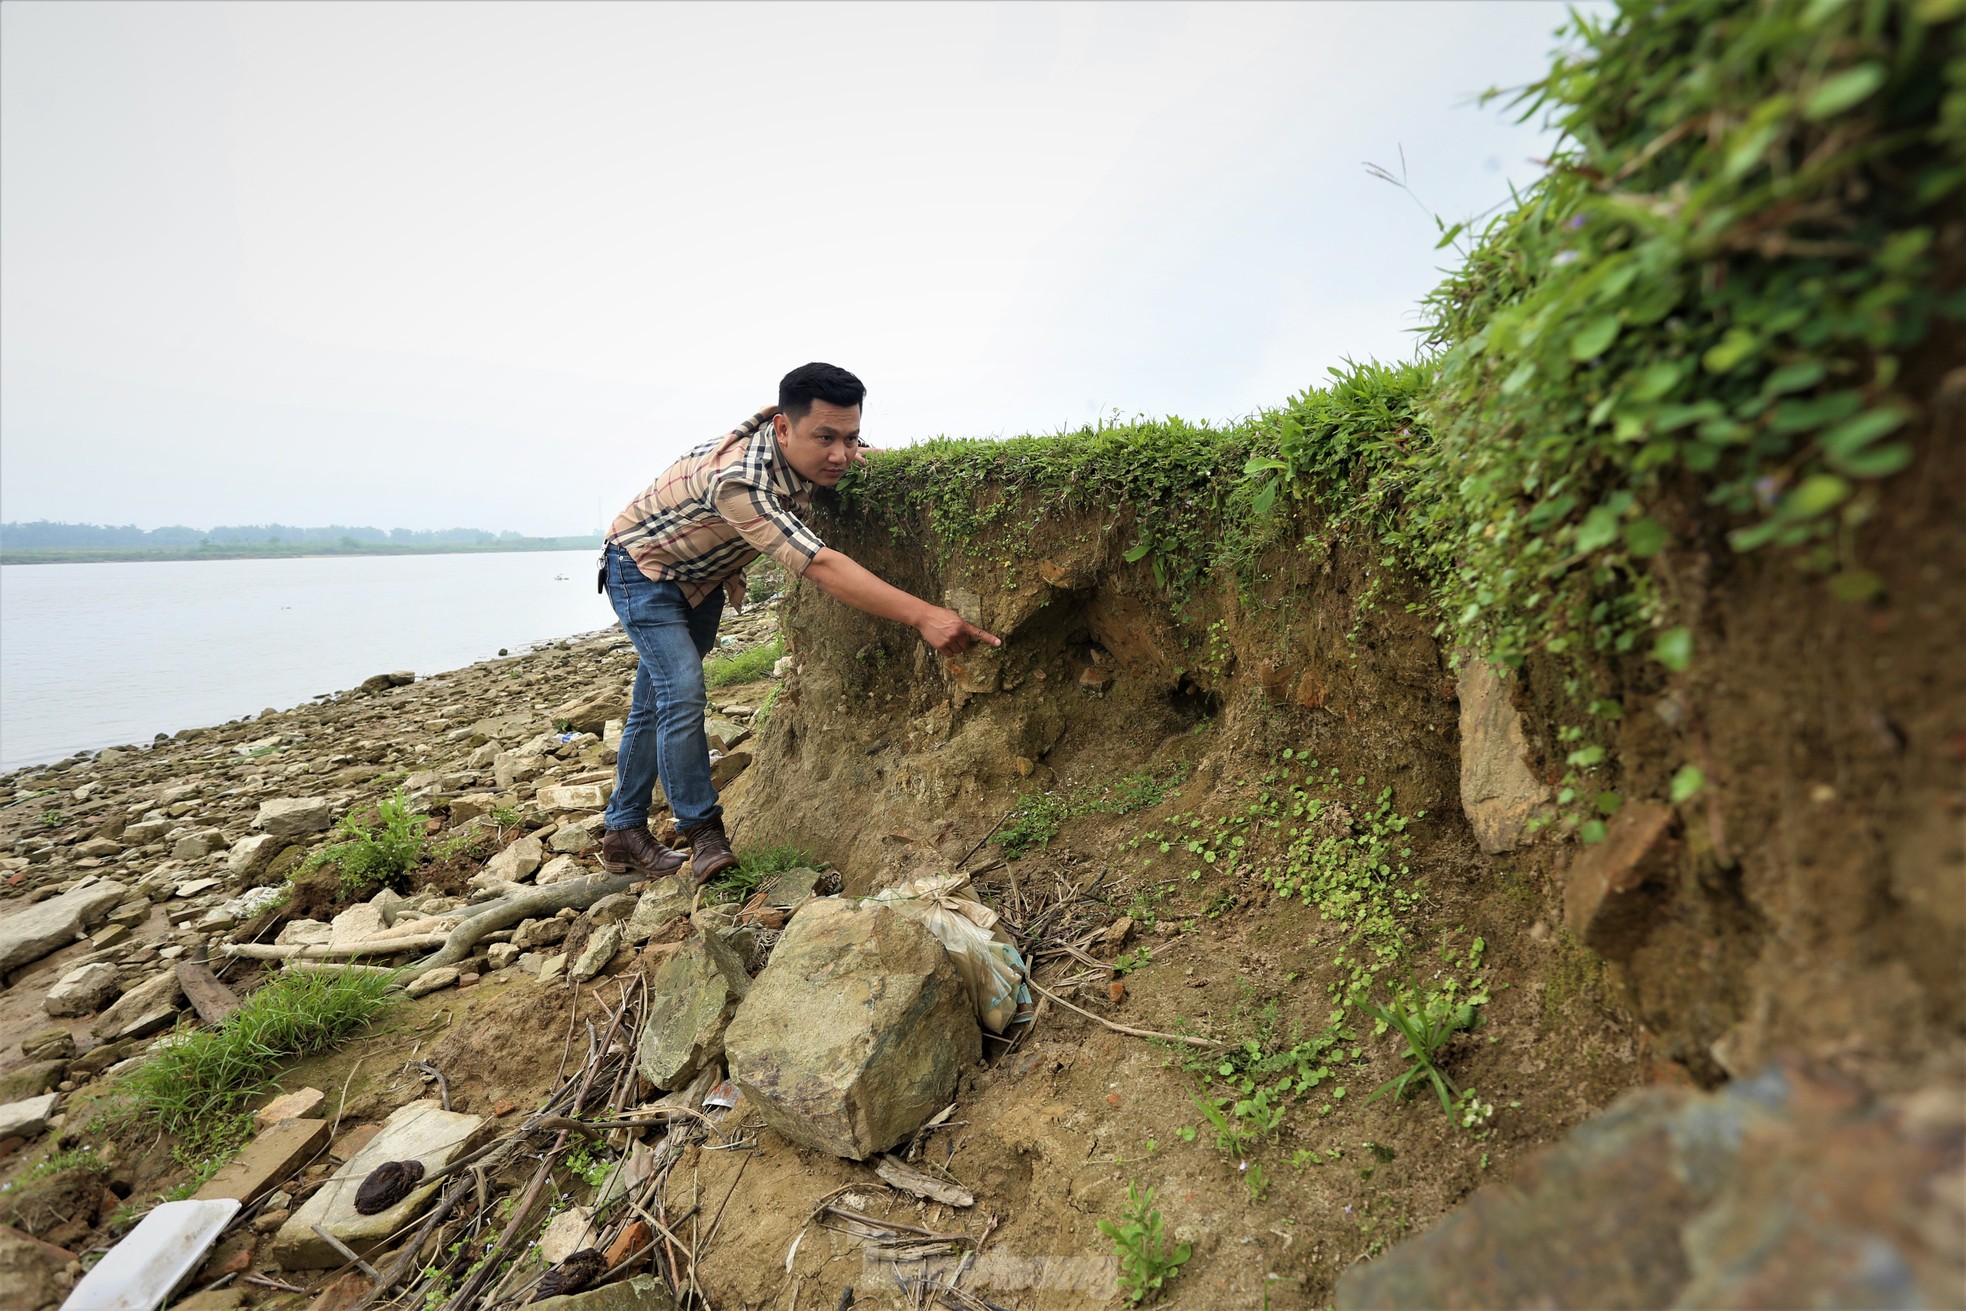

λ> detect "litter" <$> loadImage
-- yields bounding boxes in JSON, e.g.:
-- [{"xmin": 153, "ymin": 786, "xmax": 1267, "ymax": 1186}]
[
  {"xmin": 61, "ymin": 1198, "xmax": 241, "ymax": 1311},
  {"xmin": 867, "ymin": 872, "xmax": 1033, "ymax": 1033}
]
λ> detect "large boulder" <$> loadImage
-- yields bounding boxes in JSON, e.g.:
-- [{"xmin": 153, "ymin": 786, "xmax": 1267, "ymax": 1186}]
[
  {"xmin": 227, "ymin": 833, "xmax": 291, "ymax": 882},
  {"xmin": 0, "ymin": 880, "xmax": 129, "ymax": 976},
  {"xmin": 481, "ymin": 835, "xmax": 544, "ymax": 884},
  {"xmin": 1456, "ymin": 657, "xmax": 1553, "ymax": 855},
  {"xmin": 254, "ymin": 798, "xmax": 333, "ymax": 839},
  {"xmin": 636, "ymin": 932, "xmax": 749, "ymax": 1090},
  {"xmin": 726, "ymin": 898, "xmax": 979, "ymax": 1160},
  {"xmin": 1334, "ymin": 1064, "xmax": 1965, "ymax": 1310}
]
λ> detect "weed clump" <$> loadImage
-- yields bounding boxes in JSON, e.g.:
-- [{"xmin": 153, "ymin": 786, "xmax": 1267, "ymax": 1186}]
[
  {"xmin": 1099, "ymin": 1182, "xmax": 1192, "ymax": 1305},
  {"xmin": 705, "ymin": 637, "xmax": 783, "ymax": 688},
  {"xmin": 117, "ymin": 969, "xmax": 395, "ymax": 1157},
  {"xmin": 305, "ymin": 789, "xmax": 427, "ymax": 896}
]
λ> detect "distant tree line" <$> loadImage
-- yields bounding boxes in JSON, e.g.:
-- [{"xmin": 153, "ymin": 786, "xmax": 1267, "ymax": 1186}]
[{"xmin": 0, "ymin": 521, "xmax": 548, "ymax": 548}]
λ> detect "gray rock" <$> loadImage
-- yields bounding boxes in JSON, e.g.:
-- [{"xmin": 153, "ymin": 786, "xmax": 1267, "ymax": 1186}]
[
  {"xmin": 75, "ymin": 837, "xmax": 124, "ymax": 859},
  {"xmin": 0, "ymin": 879, "xmax": 129, "ymax": 975},
  {"xmin": 1457, "ymin": 657, "xmax": 1553, "ymax": 855},
  {"xmin": 535, "ymin": 854, "xmax": 586, "ymax": 886},
  {"xmin": 0, "ymin": 1093, "xmax": 58, "ymax": 1140},
  {"xmin": 486, "ymin": 942, "xmax": 520, "ymax": 971},
  {"xmin": 550, "ymin": 687, "xmax": 630, "ymax": 736},
  {"xmin": 405, "ymin": 966, "xmax": 462, "ymax": 999},
  {"xmin": 569, "ymin": 923, "xmax": 625, "ymax": 982},
  {"xmin": 528, "ymin": 1273, "xmax": 675, "ymax": 1311},
  {"xmin": 91, "ymin": 968, "xmax": 184, "ymax": 1041},
  {"xmin": 255, "ymin": 797, "xmax": 333, "ymax": 838},
  {"xmin": 548, "ymin": 816, "xmax": 605, "ymax": 854},
  {"xmin": 536, "ymin": 782, "xmax": 613, "ymax": 811},
  {"xmin": 726, "ymin": 898, "xmax": 979, "ymax": 1159},
  {"xmin": 513, "ymin": 918, "xmax": 566, "ymax": 950},
  {"xmin": 0, "ymin": 1060, "xmax": 66, "ymax": 1102},
  {"xmin": 227, "ymin": 833, "xmax": 289, "ymax": 881},
  {"xmin": 484, "ymin": 835, "xmax": 544, "ymax": 883},
  {"xmin": 20, "ymin": 1027, "xmax": 76, "ymax": 1061},
  {"xmin": 44, "ymin": 961, "xmax": 122, "ymax": 1017},
  {"xmin": 636, "ymin": 931, "xmax": 749, "ymax": 1090},
  {"xmin": 1334, "ymin": 1064, "xmax": 1965, "ymax": 1310},
  {"xmin": 626, "ymin": 883, "xmax": 692, "ymax": 943}
]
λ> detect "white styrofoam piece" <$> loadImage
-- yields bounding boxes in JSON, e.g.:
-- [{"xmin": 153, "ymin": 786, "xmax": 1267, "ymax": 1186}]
[{"xmin": 60, "ymin": 1198, "xmax": 241, "ymax": 1311}]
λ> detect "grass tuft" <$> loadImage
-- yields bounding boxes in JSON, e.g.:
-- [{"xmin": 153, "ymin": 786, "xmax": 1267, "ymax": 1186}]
[
  {"xmin": 117, "ymin": 969, "xmax": 395, "ymax": 1152},
  {"xmin": 705, "ymin": 638, "xmax": 783, "ymax": 689}
]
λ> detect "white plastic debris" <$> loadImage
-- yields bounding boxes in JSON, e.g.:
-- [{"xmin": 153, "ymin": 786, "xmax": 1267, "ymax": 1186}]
[{"xmin": 61, "ymin": 1198, "xmax": 241, "ymax": 1311}]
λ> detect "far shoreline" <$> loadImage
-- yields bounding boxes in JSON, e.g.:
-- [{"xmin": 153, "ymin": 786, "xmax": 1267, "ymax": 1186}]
[
  {"xmin": 0, "ymin": 622, "xmax": 624, "ymax": 780},
  {"xmin": 0, "ymin": 538, "xmax": 603, "ymax": 567}
]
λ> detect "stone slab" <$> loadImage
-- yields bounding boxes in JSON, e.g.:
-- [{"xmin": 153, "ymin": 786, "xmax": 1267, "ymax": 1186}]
[
  {"xmin": 1457, "ymin": 658, "xmax": 1552, "ymax": 855},
  {"xmin": 193, "ymin": 1119, "xmax": 329, "ymax": 1205},
  {"xmin": 271, "ymin": 1101, "xmax": 486, "ymax": 1269},
  {"xmin": 0, "ymin": 1094, "xmax": 58, "ymax": 1140},
  {"xmin": 254, "ymin": 1088, "xmax": 326, "ymax": 1131},
  {"xmin": 0, "ymin": 880, "xmax": 129, "ymax": 976}
]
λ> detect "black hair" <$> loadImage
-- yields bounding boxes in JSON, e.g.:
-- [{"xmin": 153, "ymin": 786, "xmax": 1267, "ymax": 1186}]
[{"xmin": 778, "ymin": 362, "xmax": 866, "ymax": 421}]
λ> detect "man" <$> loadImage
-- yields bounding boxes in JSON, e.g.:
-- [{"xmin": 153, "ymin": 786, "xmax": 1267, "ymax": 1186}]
[{"xmin": 598, "ymin": 362, "xmax": 1000, "ymax": 884}]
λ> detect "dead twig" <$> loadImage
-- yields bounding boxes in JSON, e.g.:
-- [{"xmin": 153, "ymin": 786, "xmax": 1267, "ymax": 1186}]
[{"xmin": 1023, "ymin": 977, "xmax": 1219, "ymax": 1049}]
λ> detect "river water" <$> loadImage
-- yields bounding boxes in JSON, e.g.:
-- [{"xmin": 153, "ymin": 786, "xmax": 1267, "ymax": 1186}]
[{"xmin": 0, "ymin": 550, "xmax": 614, "ymax": 772}]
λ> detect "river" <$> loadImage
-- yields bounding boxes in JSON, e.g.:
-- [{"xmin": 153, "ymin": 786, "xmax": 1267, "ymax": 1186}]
[{"xmin": 0, "ymin": 550, "xmax": 614, "ymax": 772}]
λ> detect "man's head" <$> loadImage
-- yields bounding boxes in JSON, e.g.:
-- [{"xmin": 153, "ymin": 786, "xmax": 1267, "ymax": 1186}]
[{"xmin": 773, "ymin": 362, "xmax": 865, "ymax": 487}]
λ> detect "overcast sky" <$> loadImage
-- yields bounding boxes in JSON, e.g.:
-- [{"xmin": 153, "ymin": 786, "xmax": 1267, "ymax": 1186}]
[{"xmin": 1, "ymin": 1, "xmax": 1584, "ymax": 537}]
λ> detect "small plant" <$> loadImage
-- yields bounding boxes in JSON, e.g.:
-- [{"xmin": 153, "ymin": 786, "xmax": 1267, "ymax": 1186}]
[
  {"xmin": 995, "ymin": 790, "xmax": 1071, "ymax": 859},
  {"xmin": 37, "ymin": 809, "xmax": 67, "ymax": 828},
  {"xmin": 1361, "ymin": 992, "xmax": 1477, "ymax": 1116},
  {"xmin": 488, "ymin": 804, "xmax": 525, "ymax": 831},
  {"xmin": 564, "ymin": 1141, "xmax": 614, "ymax": 1189},
  {"xmin": 1098, "ymin": 1182, "xmax": 1192, "ymax": 1305},
  {"xmin": 309, "ymin": 790, "xmax": 427, "ymax": 895},
  {"xmin": 707, "ymin": 843, "xmax": 818, "ymax": 903},
  {"xmin": 753, "ymin": 683, "xmax": 781, "ymax": 729},
  {"xmin": 704, "ymin": 637, "xmax": 783, "ymax": 688}
]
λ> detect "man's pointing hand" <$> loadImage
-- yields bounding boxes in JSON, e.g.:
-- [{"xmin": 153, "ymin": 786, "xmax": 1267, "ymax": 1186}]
[{"xmin": 917, "ymin": 607, "xmax": 1002, "ymax": 655}]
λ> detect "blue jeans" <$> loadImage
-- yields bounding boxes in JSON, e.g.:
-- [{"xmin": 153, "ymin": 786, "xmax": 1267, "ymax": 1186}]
[{"xmin": 601, "ymin": 544, "xmax": 725, "ymax": 832}]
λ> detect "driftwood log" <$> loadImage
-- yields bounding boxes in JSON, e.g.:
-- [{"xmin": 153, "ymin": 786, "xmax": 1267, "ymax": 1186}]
[{"xmin": 221, "ymin": 872, "xmax": 637, "ymax": 980}]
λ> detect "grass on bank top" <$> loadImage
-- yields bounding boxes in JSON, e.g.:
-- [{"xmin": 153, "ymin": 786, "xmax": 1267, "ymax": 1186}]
[
  {"xmin": 705, "ymin": 637, "xmax": 783, "ymax": 689},
  {"xmin": 116, "ymin": 968, "xmax": 395, "ymax": 1155}
]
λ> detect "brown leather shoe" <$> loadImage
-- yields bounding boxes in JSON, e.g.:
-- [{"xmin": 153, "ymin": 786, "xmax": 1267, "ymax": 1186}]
[
  {"xmin": 681, "ymin": 816, "xmax": 740, "ymax": 887},
  {"xmin": 600, "ymin": 825, "xmax": 686, "ymax": 877}
]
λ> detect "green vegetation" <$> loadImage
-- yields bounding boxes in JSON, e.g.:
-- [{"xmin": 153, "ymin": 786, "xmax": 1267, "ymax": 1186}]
[
  {"xmin": 1361, "ymin": 993, "xmax": 1478, "ymax": 1115},
  {"xmin": 303, "ymin": 790, "xmax": 428, "ymax": 896},
  {"xmin": 1098, "ymin": 1182, "xmax": 1193, "ymax": 1305},
  {"xmin": 117, "ymin": 969, "xmax": 394, "ymax": 1159},
  {"xmin": 707, "ymin": 842, "xmax": 820, "ymax": 903},
  {"xmin": 994, "ymin": 766, "xmax": 1190, "ymax": 860},
  {"xmin": 704, "ymin": 637, "xmax": 784, "ymax": 688},
  {"xmin": 839, "ymin": 0, "xmax": 1962, "ymax": 706}
]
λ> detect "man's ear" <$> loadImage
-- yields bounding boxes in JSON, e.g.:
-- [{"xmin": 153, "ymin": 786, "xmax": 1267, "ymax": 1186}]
[{"xmin": 772, "ymin": 411, "xmax": 790, "ymax": 440}]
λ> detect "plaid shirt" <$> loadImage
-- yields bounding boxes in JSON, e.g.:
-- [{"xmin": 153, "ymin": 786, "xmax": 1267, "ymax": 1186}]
[{"xmin": 608, "ymin": 407, "xmax": 826, "ymax": 607}]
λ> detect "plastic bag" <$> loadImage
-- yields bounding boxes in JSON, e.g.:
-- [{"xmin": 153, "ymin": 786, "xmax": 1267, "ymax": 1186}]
[{"xmin": 867, "ymin": 872, "xmax": 1032, "ymax": 1034}]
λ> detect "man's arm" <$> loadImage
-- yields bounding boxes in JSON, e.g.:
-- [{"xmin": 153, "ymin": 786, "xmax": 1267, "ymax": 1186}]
[{"xmin": 804, "ymin": 548, "xmax": 1000, "ymax": 655}]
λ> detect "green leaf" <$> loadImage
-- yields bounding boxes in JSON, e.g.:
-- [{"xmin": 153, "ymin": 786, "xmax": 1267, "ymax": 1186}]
[
  {"xmin": 1251, "ymin": 481, "xmax": 1279, "ymax": 518},
  {"xmin": 1781, "ymin": 474, "xmax": 1851, "ymax": 519},
  {"xmin": 1579, "ymin": 820, "xmax": 1608, "ymax": 845},
  {"xmin": 1435, "ymin": 222, "xmax": 1465, "ymax": 250},
  {"xmin": 1669, "ymin": 765, "xmax": 1705, "ymax": 803},
  {"xmin": 1833, "ymin": 443, "xmax": 1914, "ymax": 478},
  {"xmin": 1702, "ymin": 327, "xmax": 1759, "ymax": 374},
  {"xmin": 1652, "ymin": 627, "xmax": 1694, "ymax": 672},
  {"xmin": 1122, "ymin": 540, "xmax": 1154, "ymax": 564},
  {"xmin": 1624, "ymin": 517, "xmax": 1668, "ymax": 557},
  {"xmin": 1575, "ymin": 505, "xmax": 1621, "ymax": 553},
  {"xmin": 1570, "ymin": 315, "xmax": 1622, "ymax": 361},
  {"xmin": 1828, "ymin": 569, "xmax": 1884, "ymax": 603},
  {"xmin": 1566, "ymin": 745, "xmax": 1607, "ymax": 767},
  {"xmin": 1242, "ymin": 456, "xmax": 1289, "ymax": 474},
  {"xmin": 1818, "ymin": 408, "xmax": 1907, "ymax": 462},
  {"xmin": 1594, "ymin": 791, "xmax": 1625, "ymax": 815},
  {"xmin": 1762, "ymin": 360, "xmax": 1827, "ymax": 395},
  {"xmin": 1802, "ymin": 63, "xmax": 1887, "ymax": 120}
]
